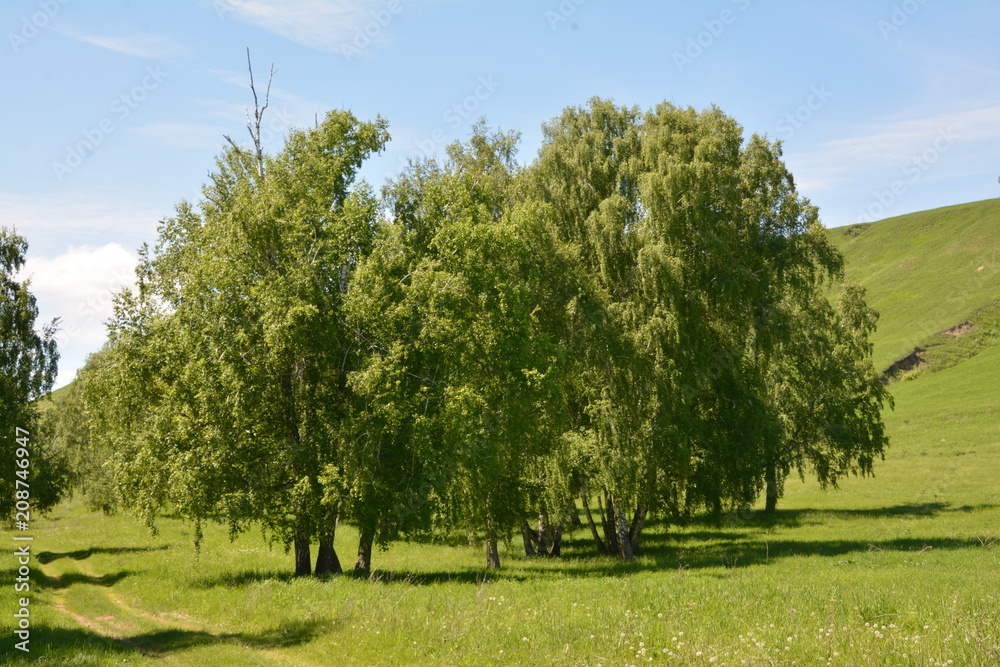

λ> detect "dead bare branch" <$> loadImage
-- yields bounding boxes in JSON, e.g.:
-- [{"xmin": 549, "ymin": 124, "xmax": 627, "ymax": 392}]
[{"xmin": 243, "ymin": 47, "xmax": 275, "ymax": 179}]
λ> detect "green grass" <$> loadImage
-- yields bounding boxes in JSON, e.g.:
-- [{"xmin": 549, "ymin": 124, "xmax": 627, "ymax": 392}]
[{"xmin": 827, "ymin": 198, "xmax": 1000, "ymax": 372}]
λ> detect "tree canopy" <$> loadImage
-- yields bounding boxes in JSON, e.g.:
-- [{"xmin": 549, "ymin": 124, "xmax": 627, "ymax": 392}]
[{"xmin": 72, "ymin": 94, "xmax": 891, "ymax": 573}]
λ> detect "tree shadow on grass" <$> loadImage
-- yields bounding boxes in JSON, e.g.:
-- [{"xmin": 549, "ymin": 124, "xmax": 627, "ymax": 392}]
[
  {"xmin": 36, "ymin": 545, "xmax": 170, "ymax": 565},
  {"xmin": 0, "ymin": 624, "xmax": 142, "ymax": 663},
  {"xmin": 746, "ymin": 501, "xmax": 996, "ymax": 529},
  {"xmin": 192, "ymin": 566, "xmax": 531, "ymax": 589},
  {"xmin": 129, "ymin": 617, "xmax": 330, "ymax": 654},
  {"xmin": 549, "ymin": 534, "xmax": 992, "ymax": 578},
  {"xmin": 185, "ymin": 502, "xmax": 999, "ymax": 589},
  {"xmin": 191, "ymin": 568, "xmax": 297, "ymax": 589},
  {"xmin": 0, "ymin": 618, "xmax": 330, "ymax": 662},
  {"xmin": 35, "ymin": 568, "xmax": 133, "ymax": 590},
  {"xmin": 364, "ymin": 568, "xmax": 532, "ymax": 586}
]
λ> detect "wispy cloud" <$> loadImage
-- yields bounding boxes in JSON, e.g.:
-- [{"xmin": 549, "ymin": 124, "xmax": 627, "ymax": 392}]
[
  {"xmin": 787, "ymin": 101, "xmax": 1000, "ymax": 192},
  {"xmin": 54, "ymin": 23, "xmax": 189, "ymax": 58},
  {"xmin": 216, "ymin": 0, "xmax": 400, "ymax": 55}
]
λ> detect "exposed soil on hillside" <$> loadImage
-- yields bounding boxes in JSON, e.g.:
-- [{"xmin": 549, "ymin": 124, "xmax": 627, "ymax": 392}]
[
  {"xmin": 883, "ymin": 347, "xmax": 925, "ymax": 382},
  {"xmin": 943, "ymin": 320, "xmax": 973, "ymax": 337}
]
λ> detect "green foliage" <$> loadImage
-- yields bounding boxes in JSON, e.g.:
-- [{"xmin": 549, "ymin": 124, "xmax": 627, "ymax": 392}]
[
  {"xmin": 80, "ymin": 96, "xmax": 892, "ymax": 572},
  {"xmin": 765, "ymin": 284, "xmax": 893, "ymax": 508},
  {"xmin": 83, "ymin": 111, "xmax": 388, "ymax": 570},
  {"xmin": 0, "ymin": 226, "xmax": 65, "ymax": 518},
  {"xmin": 348, "ymin": 124, "xmax": 582, "ymax": 568},
  {"xmin": 527, "ymin": 98, "xmax": 886, "ymax": 550},
  {"xmin": 42, "ymin": 365, "xmax": 118, "ymax": 514}
]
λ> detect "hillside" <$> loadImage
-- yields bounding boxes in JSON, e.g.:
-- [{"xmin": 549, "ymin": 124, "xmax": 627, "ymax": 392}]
[
  {"xmin": 826, "ymin": 198, "xmax": 1000, "ymax": 374},
  {"xmin": 36, "ymin": 380, "xmax": 73, "ymax": 416}
]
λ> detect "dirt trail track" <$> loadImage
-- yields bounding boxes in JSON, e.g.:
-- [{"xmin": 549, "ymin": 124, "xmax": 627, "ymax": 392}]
[{"xmin": 37, "ymin": 556, "xmax": 321, "ymax": 666}]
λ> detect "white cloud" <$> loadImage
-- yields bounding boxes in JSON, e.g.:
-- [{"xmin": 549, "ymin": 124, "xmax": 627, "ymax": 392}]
[
  {"xmin": 15, "ymin": 244, "xmax": 138, "ymax": 388},
  {"xmin": 216, "ymin": 0, "xmax": 403, "ymax": 56},
  {"xmin": 54, "ymin": 24, "xmax": 189, "ymax": 58}
]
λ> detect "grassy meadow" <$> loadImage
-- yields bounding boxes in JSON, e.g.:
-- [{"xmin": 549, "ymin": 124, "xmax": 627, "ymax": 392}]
[{"xmin": 3, "ymin": 200, "xmax": 999, "ymax": 665}]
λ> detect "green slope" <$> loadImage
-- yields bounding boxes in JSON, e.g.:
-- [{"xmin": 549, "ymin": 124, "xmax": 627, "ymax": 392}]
[
  {"xmin": 827, "ymin": 198, "xmax": 1000, "ymax": 373},
  {"xmin": 36, "ymin": 381, "xmax": 73, "ymax": 416}
]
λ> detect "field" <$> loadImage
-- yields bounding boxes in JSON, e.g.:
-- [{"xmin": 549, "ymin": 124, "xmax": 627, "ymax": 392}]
[{"xmin": 3, "ymin": 200, "xmax": 999, "ymax": 665}]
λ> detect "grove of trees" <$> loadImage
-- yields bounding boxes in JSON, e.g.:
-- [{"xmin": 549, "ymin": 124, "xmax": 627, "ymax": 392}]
[{"xmin": 45, "ymin": 93, "xmax": 892, "ymax": 573}]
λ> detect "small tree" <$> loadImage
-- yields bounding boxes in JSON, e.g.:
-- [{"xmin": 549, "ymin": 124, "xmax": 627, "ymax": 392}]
[{"xmin": 1, "ymin": 227, "xmax": 65, "ymax": 519}]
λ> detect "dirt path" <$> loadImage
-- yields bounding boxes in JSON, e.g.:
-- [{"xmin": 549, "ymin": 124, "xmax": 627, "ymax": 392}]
[{"xmin": 37, "ymin": 556, "xmax": 320, "ymax": 666}]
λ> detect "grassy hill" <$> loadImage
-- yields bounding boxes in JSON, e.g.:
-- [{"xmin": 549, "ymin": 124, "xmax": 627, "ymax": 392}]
[
  {"xmin": 37, "ymin": 381, "xmax": 74, "ymax": 416},
  {"xmin": 827, "ymin": 198, "xmax": 1000, "ymax": 374}
]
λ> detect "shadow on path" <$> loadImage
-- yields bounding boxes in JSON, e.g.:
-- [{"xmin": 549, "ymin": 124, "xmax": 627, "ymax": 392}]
[{"xmin": 36, "ymin": 545, "xmax": 169, "ymax": 565}]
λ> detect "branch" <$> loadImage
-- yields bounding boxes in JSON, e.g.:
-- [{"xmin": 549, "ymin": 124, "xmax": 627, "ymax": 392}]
[{"xmin": 244, "ymin": 47, "xmax": 275, "ymax": 179}]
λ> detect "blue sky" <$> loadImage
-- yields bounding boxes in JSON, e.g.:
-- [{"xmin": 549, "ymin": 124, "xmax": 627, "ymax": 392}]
[{"xmin": 2, "ymin": 0, "xmax": 998, "ymax": 387}]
